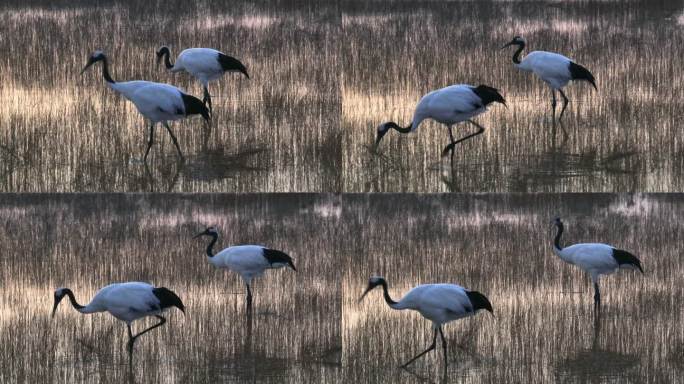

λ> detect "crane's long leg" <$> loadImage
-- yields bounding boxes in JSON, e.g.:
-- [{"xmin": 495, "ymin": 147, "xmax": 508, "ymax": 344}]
[
  {"xmin": 127, "ymin": 315, "xmax": 167, "ymax": 354},
  {"xmin": 438, "ymin": 326, "xmax": 448, "ymax": 368},
  {"xmin": 128, "ymin": 315, "xmax": 166, "ymax": 355},
  {"xmin": 593, "ymin": 282, "xmax": 601, "ymax": 310},
  {"xmin": 551, "ymin": 89, "xmax": 557, "ymax": 119},
  {"xmin": 448, "ymin": 125, "xmax": 455, "ymax": 162},
  {"xmin": 402, "ymin": 328, "xmax": 437, "ymax": 368},
  {"xmin": 163, "ymin": 123, "xmax": 184, "ymax": 160},
  {"xmin": 246, "ymin": 283, "xmax": 253, "ymax": 307},
  {"xmin": 203, "ymin": 86, "xmax": 213, "ymax": 116},
  {"xmin": 558, "ymin": 89, "xmax": 569, "ymax": 121},
  {"xmin": 127, "ymin": 323, "xmax": 135, "ymax": 357},
  {"xmin": 143, "ymin": 124, "xmax": 155, "ymax": 162},
  {"xmin": 441, "ymin": 120, "xmax": 486, "ymax": 157}
]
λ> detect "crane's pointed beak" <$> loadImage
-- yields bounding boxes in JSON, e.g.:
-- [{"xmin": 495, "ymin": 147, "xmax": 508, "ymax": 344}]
[
  {"xmin": 192, "ymin": 232, "xmax": 204, "ymax": 239},
  {"xmin": 51, "ymin": 295, "xmax": 63, "ymax": 318},
  {"xmin": 80, "ymin": 60, "xmax": 95, "ymax": 75},
  {"xmin": 501, "ymin": 41, "xmax": 514, "ymax": 50},
  {"xmin": 374, "ymin": 129, "xmax": 388, "ymax": 149},
  {"xmin": 358, "ymin": 285, "xmax": 374, "ymax": 303}
]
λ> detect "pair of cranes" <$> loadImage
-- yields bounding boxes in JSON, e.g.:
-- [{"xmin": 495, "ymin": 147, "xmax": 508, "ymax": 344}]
[
  {"xmin": 81, "ymin": 47, "xmax": 249, "ymax": 161},
  {"xmin": 358, "ymin": 217, "xmax": 642, "ymax": 372},
  {"xmin": 375, "ymin": 36, "xmax": 597, "ymax": 158},
  {"xmin": 52, "ymin": 226, "xmax": 295, "ymax": 361}
]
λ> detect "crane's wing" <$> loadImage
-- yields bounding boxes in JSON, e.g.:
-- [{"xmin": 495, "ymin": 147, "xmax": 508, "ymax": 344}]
[
  {"xmin": 216, "ymin": 245, "xmax": 271, "ymax": 271},
  {"xmin": 563, "ymin": 243, "xmax": 618, "ymax": 271},
  {"xmin": 525, "ymin": 51, "xmax": 572, "ymax": 84},
  {"xmin": 421, "ymin": 85, "xmax": 483, "ymax": 116},
  {"xmin": 130, "ymin": 84, "xmax": 185, "ymax": 117},
  {"xmin": 400, "ymin": 284, "xmax": 471, "ymax": 314},
  {"xmin": 94, "ymin": 282, "xmax": 160, "ymax": 312},
  {"xmin": 178, "ymin": 48, "xmax": 222, "ymax": 75}
]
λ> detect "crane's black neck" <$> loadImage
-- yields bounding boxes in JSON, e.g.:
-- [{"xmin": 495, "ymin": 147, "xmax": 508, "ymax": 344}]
[
  {"xmin": 512, "ymin": 43, "xmax": 525, "ymax": 64},
  {"xmin": 205, "ymin": 233, "xmax": 218, "ymax": 257},
  {"xmin": 554, "ymin": 222, "xmax": 564, "ymax": 251},
  {"xmin": 386, "ymin": 122, "xmax": 412, "ymax": 134},
  {"xmin": 378, "ymin": 280, "xmax": 398, "ymax": 306},
  {"xmin": 100, "ymin": 57, "xmax": 115, "ymax": 84},
  {"xmin": 161, "ymin": 50, "xmax": 174, "ymax": 69},
  {"xmin": 63, "ymin": 289, "xmax": 85, "ymax": 310}
]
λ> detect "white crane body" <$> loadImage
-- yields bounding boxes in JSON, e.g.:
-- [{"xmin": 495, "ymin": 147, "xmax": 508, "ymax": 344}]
[
  {"xmin": 359, "ymin": 276, "xmax": 492, "ymax": 370},
  {"xmin": 194, "ymin": 227, "xmax": 296, "ymax": 306},
  {"xmin": 375, "ymin": 84, "xmax": 505, "ymax": 157}
]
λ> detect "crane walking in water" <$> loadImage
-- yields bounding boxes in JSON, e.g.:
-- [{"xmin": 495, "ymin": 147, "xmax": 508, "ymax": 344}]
[
  {"xmin": 552, "ymin": 217, "xmax": 643, "ymax": 310},
  {"xmin": 52, "ymin": 282, "xmax": 185, "ymax": 360},
  {"xmin": 193, "ymin": 226, "xmax": 296, "ymax": 307},
  {"xmin": 375, "ymin": 84, "xmax": 506, "ymax": 159},
  {"xmin": 156, "ymin": 46, "xmax": 249, "ymax": 115},
  {"xmin": 81, "ymin": 51, "xmax": 209, "ymax": 161},
  {"xmin": 358, "ymin": 276, "xmax": 493, "ymax": 371},
  {"xmin": 502, "ymin": 36, "xmax": 596, "ymax": 121}
]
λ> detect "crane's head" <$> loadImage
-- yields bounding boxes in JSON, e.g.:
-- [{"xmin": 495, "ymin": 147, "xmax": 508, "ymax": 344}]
[
  {"xmin": 359, "ymin": 276, "xmax": 386, "ymax": 302},
  {"xmin": 81, "ymin": 51, "xmax": 106, "ymax": 74},
  {"xmin": 156, "ymin": 46, "xmax": 170, "ymax": 64},
  {"xmin": 502, "ymin": 36, "xmax": 526, "ymax": 49},
  {"xmin": 193, "ymin": 226, "xmax": 219, "ymax": 239},
  {"xmin": 375, "ymin": 123, "xmax": 392, "ymax": 148},
  {"xmin": 552, "ymin": 217, "xmax": 563, "ymax": 227},
  {"xmin": 52, "ymin": 287, "xmax": 71, "ymax": 318}
]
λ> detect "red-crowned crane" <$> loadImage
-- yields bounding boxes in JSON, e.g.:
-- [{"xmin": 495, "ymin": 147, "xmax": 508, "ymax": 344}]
[
  {"xmin": 375, "ymin": 84, "xmax": 506, "ymax": 158},
  {"xmin": 156, "ymin": 47, "xmax": 249, "ymax": 115},
  {"xmin": 502, "ymin": 36, "xmax": 597, "ymax": 120},
  {"xmin": 193, "ymin": 226, "xmax": 296, "ymax": 307},
  {"xmin": 552, "ymin": 217, "xmax": 643, "ymax": 309},
  {"xmin": 81, "ymin": 51, "xmax": 210, "ymax": 161},
  {"xmin": 359, "ymin": 276, "xmax": 493, "ymax": 371},
  {"xmin": 52, "ymin": 282, "xmax": 185, "ymax": 359}
]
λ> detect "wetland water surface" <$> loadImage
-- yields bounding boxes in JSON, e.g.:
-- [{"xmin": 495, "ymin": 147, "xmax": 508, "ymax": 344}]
[
  {"xmin": 2, "ymin": 1, "xmax": 683, "ymax": 192},
  {"xmin": 342, "ymin": 1, "xmax": 684, "ymax": 192},
  {"xmin": 343, "ymin": 194, "xmax": 683, "ymax": 383},
  {"xmin": 0, "ymin": 1, "xmax": 341, "ymax": 192},
  {"xmin": 0, "ymin": 194, "xmax": 682, "ymax": 382},
  {"xmin": 0, "ymin": 194, "xmax": 342, "ymax": 383}
]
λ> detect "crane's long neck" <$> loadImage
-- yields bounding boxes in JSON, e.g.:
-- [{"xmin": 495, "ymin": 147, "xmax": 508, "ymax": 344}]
[
  {"xmin": 64, "ymin": 289, "xmax": 86, "ymax": 312},
  {"xmin": 552, "ymin": 223, "xmax": 574, "ymax": 263},
  {"xmin": 162, "ymin": 50, "xmax": 174, "ymax": 69},
  {"xmin": 205, "ymin": 233, "xmax": 218, "ymax": 258},
  {"xmin": 387, "ymin": 122, "xmax": 412, "ymax": 134},
  {"xmin": 100, "ymin": 57, "xmax": 115, "ymax": 84},
  {"xmin": 512, "ymin": 43, "xmax": 525, "ymax": 65},
  {"xmin": 379, "ymin": 281, "xmax": 399, "ymax": 308},
  {"xmin": 553, "ymin": 223, "xmax": 564, "ymax": 252}
]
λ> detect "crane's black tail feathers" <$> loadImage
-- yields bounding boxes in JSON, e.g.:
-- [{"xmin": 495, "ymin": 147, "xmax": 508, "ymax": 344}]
[
  {"xmin": 612, "ymin": 249, "xmax": 644, "ymax": 273},
  {"xmin": 569, "ymin": 62, "xmax": 597, "ymax": 90},
  {"xmin": 472, "ymin": 85, "xmax": 506, "ymax": 106},
  {"xmin": 263, "ymin": 248, "xmax": 297, "ymax": 271},
  {"xmin": 153, "ymin": 287, "xmax": 186, "ymax": 313}
]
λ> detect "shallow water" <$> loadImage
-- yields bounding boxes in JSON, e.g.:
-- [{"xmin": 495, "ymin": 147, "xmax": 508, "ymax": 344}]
[
  {"xmin": 0, "ymin": 1, "xmax": 341, "ymax": 192},
  {"xmin": 342, "ymin": 1, "xmax": 684, "ymax": 192},
  {"xmin": 2, "ymin": 2, "xmax": 683, "ymax": 192},
  {"xmin": 342, "ymin": 194, "xmax": 684, "ymax": 383},
  {"xmin": 0, "ymin": 194, "xmax": 342, "ymax": 383}
]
